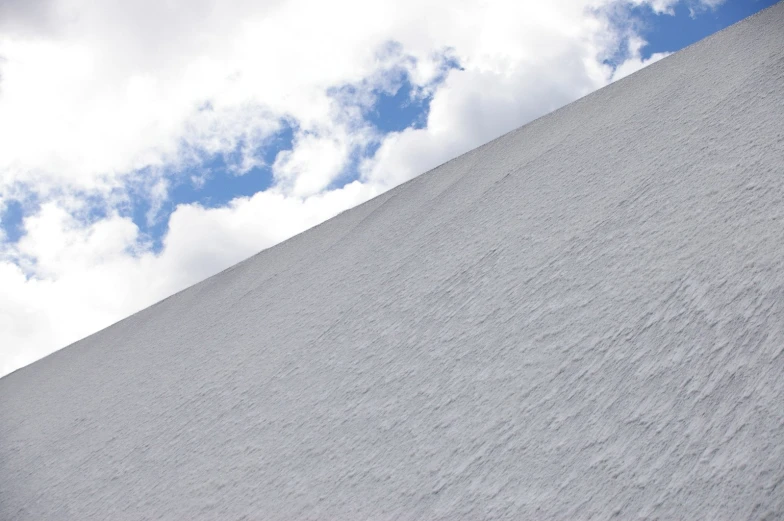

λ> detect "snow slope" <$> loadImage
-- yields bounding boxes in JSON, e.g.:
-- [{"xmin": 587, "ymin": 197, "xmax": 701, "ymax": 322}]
[{"xmin": 2, "ymin": 4, "xmax": 783, "ymax": 519}]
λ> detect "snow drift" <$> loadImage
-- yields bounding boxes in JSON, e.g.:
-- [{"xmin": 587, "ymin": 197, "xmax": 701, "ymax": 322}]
[{"xmin": 2, "ymin": 3, "xmax": 783, "ymax": 519}]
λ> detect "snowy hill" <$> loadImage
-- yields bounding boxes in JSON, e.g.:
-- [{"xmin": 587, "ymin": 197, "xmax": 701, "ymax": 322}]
[{"xmin": 2, "ymin": 3, "xmax": 783, "ymax": 519}]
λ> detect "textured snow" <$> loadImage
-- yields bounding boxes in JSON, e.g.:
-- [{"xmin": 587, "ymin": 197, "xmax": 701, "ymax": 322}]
[{"xmin": 2, "ymin": 4, "xmax": 784, "ymax": 519}]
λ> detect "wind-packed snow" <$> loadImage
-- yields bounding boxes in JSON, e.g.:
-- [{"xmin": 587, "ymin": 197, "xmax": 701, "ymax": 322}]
[{"xmin": 2, "ymin": 4, "xmax": 784, "ymax": 519}]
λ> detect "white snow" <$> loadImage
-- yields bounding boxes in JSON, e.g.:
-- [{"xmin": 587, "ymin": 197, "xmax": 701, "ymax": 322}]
[{"xmin": 2, "ymin": 3, "xmax": 784, "ymax": 519}]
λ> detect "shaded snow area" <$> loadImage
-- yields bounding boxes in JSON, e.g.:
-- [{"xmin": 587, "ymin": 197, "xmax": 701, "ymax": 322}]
[{"xmin": 2, "ymin": 4, "xmax": 784, "ymax": 520}]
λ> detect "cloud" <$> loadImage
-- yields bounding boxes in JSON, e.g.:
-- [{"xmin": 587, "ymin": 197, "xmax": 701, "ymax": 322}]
[
  {"xmin": 610, "ymin": 36, "xmax": 672, "ymax": 82},
  {"xmin": 0, "ymin": 0, "xmax": 707, "ymax": 376},
  {"xmin": 273, "ymin": 129, "xmax": 365, "ymax": 197}
]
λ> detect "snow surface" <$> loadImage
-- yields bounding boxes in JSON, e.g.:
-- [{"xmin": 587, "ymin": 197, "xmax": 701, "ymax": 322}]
[{"xmin": 2, "ymin": 4, "xmax": 784, "ymax": 519}]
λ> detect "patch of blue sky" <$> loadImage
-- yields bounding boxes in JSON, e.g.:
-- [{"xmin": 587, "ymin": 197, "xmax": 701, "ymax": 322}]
[
  {"xmin": 367, "ymin": 54, "xmax": 461, "ymax": 133},
  {"xmin": 129, "ymin": 124, "xmax": 294, "ymax": 252},
  {"xmin": 642, "ymin": 0, "xmax": 780, "ymax": 59},
  {"xmin": 368, "ymin": 79, "xmax": 429, "ymax": 133},
  {"xmin": 0, "ymin": 199, "xmax": 26, "ymax": 244},
  {"xmin": 327, "ymin": 54, "xmax": 462, "ymax": 191},
  {"xmin": 607, "ymin": 0, "xmax": 779, "ymax": 66}
]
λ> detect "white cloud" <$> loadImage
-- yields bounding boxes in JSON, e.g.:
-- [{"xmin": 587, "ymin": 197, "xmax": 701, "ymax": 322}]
[
  {"xmin": 273, "ymin": 129, "xmax": 363, "ymax": 197},
  {"xmin": 0, "ymin": 0, "xmax": 710, "ymax": 376},
  {"xmin": 611, "ymin": 36, "xmax": 672, "ymax": 82}
]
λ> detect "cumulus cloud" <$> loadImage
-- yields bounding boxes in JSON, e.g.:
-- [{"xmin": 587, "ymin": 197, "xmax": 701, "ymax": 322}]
[
  {"xmin": 0, "ymin": 0, "xmax": 710, "ymax": 376},
  {"xmin": 273, "ymin": 130, "xmax": 363, "ymax": 197}
]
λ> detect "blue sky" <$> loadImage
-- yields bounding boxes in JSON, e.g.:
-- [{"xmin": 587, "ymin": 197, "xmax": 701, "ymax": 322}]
[
  {"xmin": 631, "ymin": 0, "xmax": 779, "ymax": 59},
  {"xmin": 0, "ymin": 0, "xmax": 779, "ymax": 376}
]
